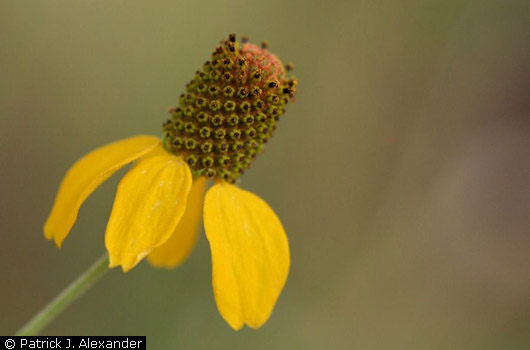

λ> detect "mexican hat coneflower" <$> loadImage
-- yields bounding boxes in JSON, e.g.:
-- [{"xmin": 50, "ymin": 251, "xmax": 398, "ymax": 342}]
[{"xmin": 44, "ymin": 34, "xmax": 297, "ymax": 330}]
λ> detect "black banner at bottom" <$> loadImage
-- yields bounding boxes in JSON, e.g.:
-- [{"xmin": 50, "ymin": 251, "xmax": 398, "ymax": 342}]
[{"xmin": 0, "ymin": 337, "xmax": 146, "ymax": 350}]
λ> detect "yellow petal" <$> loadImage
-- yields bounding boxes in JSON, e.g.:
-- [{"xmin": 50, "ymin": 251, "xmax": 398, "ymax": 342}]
[
  {"xmin": 204, "ymin": 182, "xmax": 290, "ymax": 330},
  {"xmin": 142, "ymin": 144, "xmax": 172, "ymax": 158},
  {"xmin": 44, "ymin": 135, "xmax": 161, "ymax": 247},
  {"xmin": 105, "ymin": 154, "xmax": 192, "ymax": 272},
  {"xmin": 147, "ymin": 177, "xmax": 207, "ymax": 269}
]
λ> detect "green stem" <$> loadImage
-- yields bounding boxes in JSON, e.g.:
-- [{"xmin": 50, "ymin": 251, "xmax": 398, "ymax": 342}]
[{"xmin": 15, "ymin": 253, "xmax": 109, "ymax": 336}]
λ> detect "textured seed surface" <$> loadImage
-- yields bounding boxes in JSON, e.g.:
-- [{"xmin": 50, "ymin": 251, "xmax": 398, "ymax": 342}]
[{"xmin": 163, "ymin": 34, "xmax": 297, "ymax": 183}]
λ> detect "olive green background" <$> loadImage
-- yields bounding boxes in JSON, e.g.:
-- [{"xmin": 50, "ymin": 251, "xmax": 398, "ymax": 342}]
[{"xmin": 1, "ymin": 0, "xmax": 529, "ymax": 349}]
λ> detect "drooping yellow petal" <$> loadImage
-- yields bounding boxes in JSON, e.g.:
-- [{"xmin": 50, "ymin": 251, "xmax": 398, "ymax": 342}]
[
  {"xmin": 105, "ymin": 154, "xmax": 192, "ymax": 272},
  {"xmin": 204, "ymin": 182, "xmax": 290, "ymax": 330},
  {"xmin": 142, "ymin": 144, "xmax": 172, "ymax": 158},
  {"xmin": 44, "ymin": 135, "xmax": 161, "ymax": 247},
  {"xmin": 147, "ymin": 177, "xmax": 207, "ymax": 268}
]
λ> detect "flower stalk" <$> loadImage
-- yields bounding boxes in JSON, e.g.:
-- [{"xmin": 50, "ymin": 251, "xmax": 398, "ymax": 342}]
[{"xmin": 16, "ymin": 253, "xmax": 109, "ymax": 336}]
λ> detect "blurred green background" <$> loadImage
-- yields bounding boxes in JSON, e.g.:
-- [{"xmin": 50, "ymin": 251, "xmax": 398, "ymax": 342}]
[{"xmin": 1, "ymin": 0, "xmax": 529, "ymax": 348}]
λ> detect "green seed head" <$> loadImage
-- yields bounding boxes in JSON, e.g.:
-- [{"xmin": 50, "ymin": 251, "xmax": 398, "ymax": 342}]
[{"xmin": 163, "ymin": 34, "xmax": 297, "ymax": 183}]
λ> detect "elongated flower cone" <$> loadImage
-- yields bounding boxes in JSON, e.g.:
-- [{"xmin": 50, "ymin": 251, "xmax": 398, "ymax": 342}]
[{"xmin": 162, "ymin": 34, "xmax": 297, "ymax": 183}]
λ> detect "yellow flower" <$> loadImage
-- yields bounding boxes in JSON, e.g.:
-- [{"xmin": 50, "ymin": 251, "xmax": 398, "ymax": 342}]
[{"xmin": 44, "ymin": 35, "xmax": 297, "ymax": 330}]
